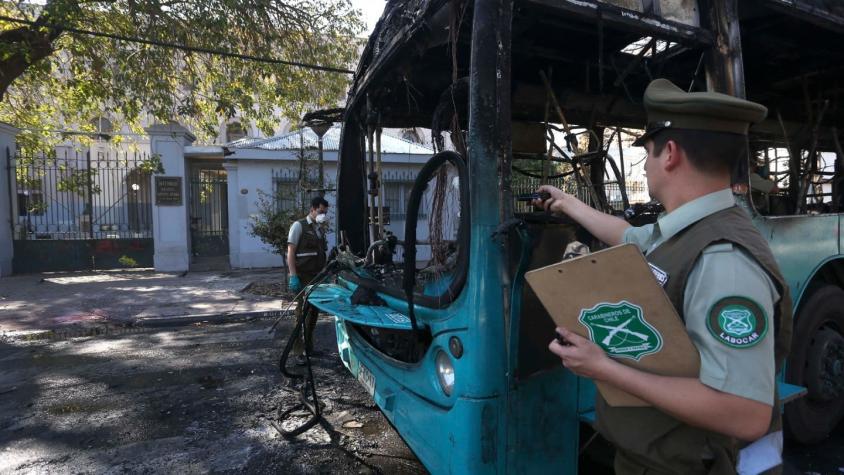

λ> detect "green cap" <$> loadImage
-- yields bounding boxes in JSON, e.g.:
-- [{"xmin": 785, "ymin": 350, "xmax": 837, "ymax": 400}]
[{"xmin": 633, "ymin": 79, "xmax": 768, "ymax": 146}]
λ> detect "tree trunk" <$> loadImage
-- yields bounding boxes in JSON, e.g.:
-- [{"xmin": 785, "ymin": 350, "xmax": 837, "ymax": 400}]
[{"xmin": 0, "ymin": 1, "xmax": 72, "ymax": 101}]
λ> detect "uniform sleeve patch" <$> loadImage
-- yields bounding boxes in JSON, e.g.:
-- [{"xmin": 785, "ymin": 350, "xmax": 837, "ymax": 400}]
[{"xmin": 706, "ymin": 296, "xmax": 768, "ymax": 348}]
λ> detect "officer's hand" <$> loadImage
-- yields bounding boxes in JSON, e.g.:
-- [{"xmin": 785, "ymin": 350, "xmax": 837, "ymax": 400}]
[
  {"xmin": 288, "ymin": 275, "xmax": 302, "ymax": 293},
  {"xmin": 533, "ymin": 185, "xmax": 568, "ymax": 214},
  {"xmin": 548, "ymin": 327, "xmax": 614, "ymax": 381}
]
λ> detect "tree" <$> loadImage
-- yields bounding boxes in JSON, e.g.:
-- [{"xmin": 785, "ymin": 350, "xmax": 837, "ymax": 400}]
[{"xmin": 0, "ymin": 1, "xmax": 363, "ymax": 149}]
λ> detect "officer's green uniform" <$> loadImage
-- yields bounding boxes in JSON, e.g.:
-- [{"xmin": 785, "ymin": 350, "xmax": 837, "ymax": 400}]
[
  {"xmin": 595, "ymin": 79, "xmax": 793, "ymax": 475},
  {"xmin": 289, "ymin": 216, "xmax": 327, "ymax": 355}
]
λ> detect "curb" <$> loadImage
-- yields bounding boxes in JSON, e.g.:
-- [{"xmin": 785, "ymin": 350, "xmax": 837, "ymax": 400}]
[
  {"xmin": 2, "ymin": 308, "xmax": 296, "ymax": 342},
  {"xmin": 133, "ymin": 308, "xmax": 295, "ymax": 328}
]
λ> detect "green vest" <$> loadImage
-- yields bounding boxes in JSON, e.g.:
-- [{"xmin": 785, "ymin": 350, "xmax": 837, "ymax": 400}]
[
  {"xmin": 293, "ymin": 217, "xmax": 327, "ymax": 276},
  {"xmin": 595, "ymin": 206, "xmax": 793, "ymax": 475}
]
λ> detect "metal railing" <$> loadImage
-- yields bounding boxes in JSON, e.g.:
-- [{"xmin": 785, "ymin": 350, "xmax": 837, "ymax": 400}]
[
  {"xmin": 9, "ymin": 148, "xmax": 156, "ymax": 240},
  {"xmin": 512, "ymin": 177, "xmax": 648, "ymax": 214}
]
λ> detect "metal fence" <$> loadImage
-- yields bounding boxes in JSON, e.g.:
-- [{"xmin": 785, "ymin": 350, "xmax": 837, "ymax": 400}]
[
  {"xmin": 189, "ymin": 167, "xmax": 229, "ymax": 257},
  {"xmin": 9, "ymin": 148, "xmax": 155, "ymax": 240},
  {"xmin": 512, "ymin": 177, "xmax": 648, "ymax": 214}
]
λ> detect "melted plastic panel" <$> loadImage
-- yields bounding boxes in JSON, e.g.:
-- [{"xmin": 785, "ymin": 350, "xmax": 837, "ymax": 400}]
[
  {"xmin": 308, "ymin": 283, "xmax": 432, "ymax": 363},
  {"xmin": 515, "ymin": 223, "xmax": 580, "ymax": 378},
  {"xmin": 308, "ymin": 283, "xmax": 413, "ymax": 330}
]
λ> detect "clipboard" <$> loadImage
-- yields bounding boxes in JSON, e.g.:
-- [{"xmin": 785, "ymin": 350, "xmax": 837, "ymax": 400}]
[{"xmin": 525, "ymin": 243, "xmax": 700, "ymax": 407}]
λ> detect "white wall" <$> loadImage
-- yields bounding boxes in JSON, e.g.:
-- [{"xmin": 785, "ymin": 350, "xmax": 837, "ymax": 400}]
[
  {"xmin": 0, "ymin": 123, "xmax": 19, "ymax": 276},
  {"xmin": 224, "ymin": 154, "xmax": 446, "ymax": 269}
]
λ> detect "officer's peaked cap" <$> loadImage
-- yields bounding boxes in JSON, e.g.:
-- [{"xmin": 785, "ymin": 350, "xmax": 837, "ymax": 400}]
[{"xmin": 633, "ymin": 79, "xmax": 768, "ymax": 146}]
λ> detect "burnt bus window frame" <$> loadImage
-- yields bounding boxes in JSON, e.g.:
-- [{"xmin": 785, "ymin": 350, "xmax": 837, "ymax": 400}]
[{"xmin": 336, "ymin": 116, "xmax": 471, "ymax": 310}]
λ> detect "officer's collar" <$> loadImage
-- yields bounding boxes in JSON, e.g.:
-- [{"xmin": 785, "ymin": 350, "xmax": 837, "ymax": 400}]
[{"xmin": 655, "ymin": 188, "xmax": 735, "ymax": 242}]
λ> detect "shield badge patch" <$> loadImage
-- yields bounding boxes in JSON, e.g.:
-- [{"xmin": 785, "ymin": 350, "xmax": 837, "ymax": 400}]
[
  {"xmin": 707, "ymin": 296, "xmax": 768, "ymax": 348},
  {"xmin": 578, "ymin": 300, "xmax": 664, "ymax": 361}
]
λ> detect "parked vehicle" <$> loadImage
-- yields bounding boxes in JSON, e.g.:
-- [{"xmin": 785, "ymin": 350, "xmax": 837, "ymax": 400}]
[{"xmin": 308, "ymin": 1, "xmax": 844, "ymax": 472}]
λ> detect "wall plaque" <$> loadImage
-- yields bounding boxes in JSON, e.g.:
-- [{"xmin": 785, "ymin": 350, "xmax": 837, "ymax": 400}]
[{"xmin": 155, "ymin": 176, "xmax": 183, "ymax": 206}]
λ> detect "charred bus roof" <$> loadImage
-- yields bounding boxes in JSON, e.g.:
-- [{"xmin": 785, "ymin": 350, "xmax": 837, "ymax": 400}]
[{"xmin": 347, "ymin": 0, "xmax": 844, "ymax": 150}]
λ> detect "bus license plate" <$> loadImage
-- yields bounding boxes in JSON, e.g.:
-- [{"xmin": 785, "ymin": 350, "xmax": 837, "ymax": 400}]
[{"xmin": 357, "ymin": 362, "xmax": 376, "ymax": 397}]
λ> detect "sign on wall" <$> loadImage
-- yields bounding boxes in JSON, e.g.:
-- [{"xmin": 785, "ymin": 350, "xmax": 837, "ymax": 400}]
[{"xmin": 155, "ymin": 176, "xmax": 183, "ymax": 206}]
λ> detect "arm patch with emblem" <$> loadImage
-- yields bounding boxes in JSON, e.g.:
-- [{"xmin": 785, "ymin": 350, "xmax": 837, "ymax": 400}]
[{"xmin": 706, "ymin": 296, "xmax": 768, "ymax": 348}]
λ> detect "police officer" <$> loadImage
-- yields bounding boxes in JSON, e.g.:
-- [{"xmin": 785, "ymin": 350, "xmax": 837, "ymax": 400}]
[
  {"xmin": 287, "ymin": 196, "xmax": 329, "ymax": 357},
  {"xmin": 536, "ymin": 79, "xmax": 792, "ymax": 475}
]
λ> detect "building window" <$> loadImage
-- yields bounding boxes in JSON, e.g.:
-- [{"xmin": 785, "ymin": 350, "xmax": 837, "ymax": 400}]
[
  {"xmin": 383, "ymin": 181, "xmax": 425, "ymax": 221},
  {"xmin": 226, "ymin": 121, "xmax": 248, "ymax": 142},
  {"xmin": 17, "ymin": 178, "xmax": 45, "ymax": 216},
  {"xmin": 90, "ymin": 117, "xmax": 113, "ymax": 140},
  {"xmin": 276, "ymin": 181, "xmax": 299, "ymax": 213}
]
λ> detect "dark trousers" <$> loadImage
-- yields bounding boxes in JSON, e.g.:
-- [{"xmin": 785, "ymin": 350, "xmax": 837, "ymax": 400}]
[{"xmin": 292, "ymin": 272, "xmax": 319, "ymax": 356}]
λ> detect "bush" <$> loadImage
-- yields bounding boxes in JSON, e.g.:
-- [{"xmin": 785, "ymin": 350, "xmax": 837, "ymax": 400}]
[
  {"xmin": 118, "ymin": 255, "xmax": 139, "ymax": 267},
  {"xmin": 248, "ymin": 190, "xmax": 301, "ymax": 256}
]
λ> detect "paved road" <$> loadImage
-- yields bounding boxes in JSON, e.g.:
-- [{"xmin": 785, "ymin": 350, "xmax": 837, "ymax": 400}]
[
  {"xmin": 0, "ymin": 269, "xmax": 287, "ymax": 334},
  {"xmin": 1, "ymin": 317, "xmax": 840, "ymax": 474},
  {"xmin": 0, "ymin": 318, "xmax": 425, "ymax": 474}
]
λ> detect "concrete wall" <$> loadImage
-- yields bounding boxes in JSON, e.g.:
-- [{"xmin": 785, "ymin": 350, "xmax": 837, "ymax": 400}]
[
  {"xmin": 225, "ymin": 158, "xmax": 339, "ymax": 269},
  {"xmin": 0, "ymin": 123, "xmax": 19, "ymax": 276},
  {"xmin": 224, "ymin": 152, "xmax": 446, "ymax": 269}
]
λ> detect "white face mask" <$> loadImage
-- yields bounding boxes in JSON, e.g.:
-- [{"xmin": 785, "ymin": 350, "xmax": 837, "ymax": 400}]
[{"xmin": 315, "ymin": 213, "xmax": 328, "ymax": 224}]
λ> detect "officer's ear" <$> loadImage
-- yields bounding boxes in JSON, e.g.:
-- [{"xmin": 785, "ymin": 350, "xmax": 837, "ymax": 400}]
[{"xmin": 662, "ymin": 140, "xmax": 683, "ymax": 173}]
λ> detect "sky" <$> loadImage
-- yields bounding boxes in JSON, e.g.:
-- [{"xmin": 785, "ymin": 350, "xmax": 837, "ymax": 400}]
[{"xmin": 350, "ymin": 0, "xmax": 387, "ymax": 35}]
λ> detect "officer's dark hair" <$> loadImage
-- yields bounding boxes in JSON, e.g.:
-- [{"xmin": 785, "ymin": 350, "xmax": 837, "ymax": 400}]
[
  {"xmin": 650, "ymin": 129, "xmax": 747, "ymax": 175},
  {"xmin": 310, "ymin": 196, "xmax": 329, "ymax": 210}
]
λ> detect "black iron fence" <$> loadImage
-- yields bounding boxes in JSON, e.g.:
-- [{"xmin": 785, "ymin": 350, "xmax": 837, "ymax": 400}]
[
  {"xmin": 189, "ymin": 166, "xmax": 228, "ymax": 257},
  {"xmin": 9, "ymin": 148, "xmax": 156, "ymax": 240},
  {"xmin": 512, "ymin": 177, "xmax": 649, "ymax": 214}
]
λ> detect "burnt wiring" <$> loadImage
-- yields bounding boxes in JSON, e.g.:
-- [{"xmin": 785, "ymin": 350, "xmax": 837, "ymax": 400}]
[{"xmin": 271, "ymin": 260, "xmax": 346, "ymax": 438}]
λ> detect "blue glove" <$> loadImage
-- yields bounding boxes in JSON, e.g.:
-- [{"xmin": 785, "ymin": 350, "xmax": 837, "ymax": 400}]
[{"xmin": 288, "ymin": 275, "xmax": 302, "ymax": 293}]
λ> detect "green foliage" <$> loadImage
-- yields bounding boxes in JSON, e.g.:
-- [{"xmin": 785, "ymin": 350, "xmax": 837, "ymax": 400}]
[
  {"xmin": 248, "ymin": 188, "xmax": 302, "ymax": 256},
  {"xmin": 21, "ymin": 194, "xmax": 47, "ymax": 215},
  {"xmin": 249, "ymin": 147, "xmax": 334, "ymax": 256},
  {"xmin": 118, "ymin": 255, "xmax": 138, "ymax": 267},
  {"xmin": 56, "ymin": 167, "xmax": 100, "ymax": 195},
  {"xmin": 0, "ymin": 1, "xmax": 364, "ymax": 149},
  {"xmin": 137, "ymin": 153, "xmax": 164, "ymax": 174}
]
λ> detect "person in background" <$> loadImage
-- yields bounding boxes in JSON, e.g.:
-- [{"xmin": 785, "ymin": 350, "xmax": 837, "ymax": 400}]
[{"xmin": 287, "ymin": 196, "xmax": 329, "ymax": 359}]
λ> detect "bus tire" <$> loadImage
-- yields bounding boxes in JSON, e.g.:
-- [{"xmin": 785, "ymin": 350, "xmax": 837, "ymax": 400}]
[{"xmin": 784, "ymin": 284, "xmax": 844, "ymax": 445}]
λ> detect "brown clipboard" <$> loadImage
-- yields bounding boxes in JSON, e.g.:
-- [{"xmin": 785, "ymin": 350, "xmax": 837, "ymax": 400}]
[{"xmin": 525, "ymin": 243, "xmax": 700, "ymax": 407}]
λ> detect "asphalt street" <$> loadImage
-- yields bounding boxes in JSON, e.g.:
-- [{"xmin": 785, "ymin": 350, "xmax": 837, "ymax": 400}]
[
  {"xmin": 0, "ymin": 317, "xmax": 425, "ymax": 474},
  {"xmin": 0, "ymin": 316, "xmax": 840, "ymax": 474}
]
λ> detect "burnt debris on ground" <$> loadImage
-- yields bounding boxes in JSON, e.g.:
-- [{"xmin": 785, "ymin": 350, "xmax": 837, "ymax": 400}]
[{"xmin": 0, "ymin": 318, "xmax": 426, "ymax": 474}]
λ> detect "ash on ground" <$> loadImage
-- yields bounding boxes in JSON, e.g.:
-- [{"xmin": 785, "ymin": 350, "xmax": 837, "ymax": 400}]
[{"xmin": 0, "ymin": 318, "xmax": 427, "ymax": 474}]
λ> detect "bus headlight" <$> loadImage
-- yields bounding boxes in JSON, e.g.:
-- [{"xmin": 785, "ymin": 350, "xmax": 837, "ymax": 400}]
[{"xmin": 435, "ymin": 350, "xmax": 455, "ymax": 396}]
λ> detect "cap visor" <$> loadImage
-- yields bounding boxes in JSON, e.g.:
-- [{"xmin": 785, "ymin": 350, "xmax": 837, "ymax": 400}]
[{"xmin": 632, "ymin": 134, "xmax": 648, "ymax": 146}]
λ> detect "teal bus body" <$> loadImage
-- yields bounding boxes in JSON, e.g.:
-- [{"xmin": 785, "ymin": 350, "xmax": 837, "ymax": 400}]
[
  {"xmin": 755, "ymin": 214, "xmax": 842, "ymax": 307},
  {"xmin": 307, "ymin": 0, "xmax": 844, "ymax": 472}
]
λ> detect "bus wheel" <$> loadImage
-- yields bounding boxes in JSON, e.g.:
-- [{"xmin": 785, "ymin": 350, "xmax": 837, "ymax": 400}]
[{"xmin": 785, "ymin": 285, "xmax": 844, "ymax": 444}]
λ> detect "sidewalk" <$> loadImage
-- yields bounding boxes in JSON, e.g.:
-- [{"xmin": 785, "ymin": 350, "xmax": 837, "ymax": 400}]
[{"xmin": 0, "ymin": 268, "xmax": 292, "ymax": 336}]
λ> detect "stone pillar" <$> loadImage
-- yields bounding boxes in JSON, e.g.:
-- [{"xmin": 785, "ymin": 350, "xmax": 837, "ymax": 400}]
[
  {"xmin": 0, "ymin": 123, "xmax": 19, "ymax": 277},
  {"xmin": 222, "ymin": 161, "xmax": 240, "ymax": 268},
  {"xmin": 146, "ymin": 123, "xmax": 195, "ymax": 272}
]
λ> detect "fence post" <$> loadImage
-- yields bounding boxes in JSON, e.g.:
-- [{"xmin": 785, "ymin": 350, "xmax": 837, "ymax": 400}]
[
  {"xmin": 146, "ymin": 123, "xmax": 195, "ymax": 272},
  {"xmin": 85, "ymin": 150, "xmax": 95, "ymax": 238},
  {"xmin": 0, "ymin": 123, "xmax": 19, "ymax": 277},
  {"xmin": 221, "ymin": 161, "xmax": 239, "ymax": 269}
]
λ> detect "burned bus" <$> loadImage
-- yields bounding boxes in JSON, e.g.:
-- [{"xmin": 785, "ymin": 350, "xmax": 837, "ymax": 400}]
[{"xmin": 305, "ymin": 1, "xmax": 844, "ymax": 472}]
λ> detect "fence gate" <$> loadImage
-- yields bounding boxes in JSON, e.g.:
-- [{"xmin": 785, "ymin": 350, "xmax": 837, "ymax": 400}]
[
  {"xmin": 7, "ymin": 147, "xmax": 155, "ymax": 273},
  {"xmin": 189, "ymin": 164, "xmax": 228, "ymax": 260}
]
